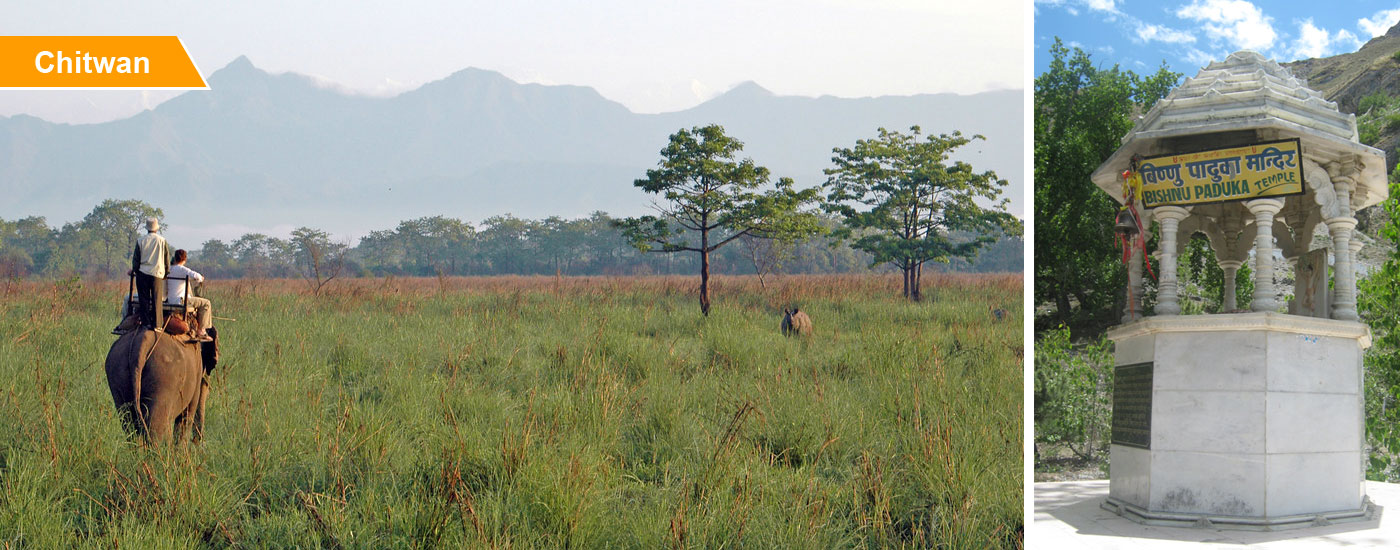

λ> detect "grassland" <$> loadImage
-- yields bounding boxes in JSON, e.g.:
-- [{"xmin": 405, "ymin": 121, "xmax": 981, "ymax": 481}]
[{"xmin": 0, "ymin": 274, "xmax": 1022, "ymax": 548}]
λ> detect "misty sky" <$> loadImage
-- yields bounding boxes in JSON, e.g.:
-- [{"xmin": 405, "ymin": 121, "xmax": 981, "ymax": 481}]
[{"xmin": 1, "ymin": 0, "xmax": 1024, "ymax": 123}]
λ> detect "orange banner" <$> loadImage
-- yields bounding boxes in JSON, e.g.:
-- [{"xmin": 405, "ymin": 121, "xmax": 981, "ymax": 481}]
[{"xmin": 0, "ymin": 36, "xmax": 207, "ymax": 89}]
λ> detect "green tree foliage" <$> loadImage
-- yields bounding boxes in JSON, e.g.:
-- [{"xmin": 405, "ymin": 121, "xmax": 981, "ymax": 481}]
[
  {"xmin": 1034, "ymin": 325, "xmax": 1114, "ymax": 466},
  {"xmin": 1, "ymin": 204, "xmax": 1018, "ymax": 280},
  {"xmin": 824, "ymin": 126, "xmax": 1020, "ymax": 301},
  {"xmin": 616, "ymin": 125, "xmax": 824, "ymax": 315},
  {"xmin": 393, "ymin": 216, "xmax": 476, "ymax": 275},
  {"xmin": 232, "ymin": 233, "xmax": 294, "ymax": 278},
  {"xmin": 1177, "ymin": 233, "xmax": 1253, "ymax": 314},
  {"xmin": 1354, "ymin": 91, "xmax": 1400, "ymax": 146},
  {"xmin": 195, "ymin": 239, "xmax": 237, "ymax": 276},
  {"xmin": 0, "ymin": 216, "xmax": 54, "ymax": 278},
  {"xmin": 79, "ymin": 199, "xmax": 165, "ymax": 277},
  {"xmin": 1360, "ymin": 176, "xmax": 1400, "ymax": 480},
  {"xmin": 1034, "ymin": 39, "xmax": 1180, "ymax": 332}
]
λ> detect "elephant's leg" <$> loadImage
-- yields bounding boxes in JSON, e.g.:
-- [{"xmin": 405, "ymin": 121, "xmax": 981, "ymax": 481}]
[
  {"xmin": 192, "ymin": 379, "xmax": 210, "ymax": 444},
  {"xmin": 116, "ymin": 402, "xmax": 139, "ymax": 435},
  {"xmin": 173, "ymin": 412, "xmax": 191, "ymax": 446},
  {"xmin": 142, "ymin": 396, "xmax": 179, "ymax": 444},
  {"xmin": 174, "ymin": 375, "xmax": 208, "ymax": 446},
  {"xmin": 107, "ymin": 365, "xmax": 137, "ymax": 435}
]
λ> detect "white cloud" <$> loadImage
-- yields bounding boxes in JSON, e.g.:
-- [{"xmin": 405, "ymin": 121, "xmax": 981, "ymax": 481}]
[
  {"xmin": 1358, "ymin": 8, "xmax": 1400, "ymax": 38},
  {"xmin": 1085, "ymin": 0, "xmax": 1116, "ymax": 12},
  {"xmin": 689, "ymin": 79, "xmax": 717, "ymax": 103},
  {"xmin": 1182, "ymin": 48, "xmax": 1217, "ymax": 68},
  {"xmin": 1290, "ymin": 19, "xmax": 1361, "ymax": 60},
  {"xmin": 1035, "ymin": 0, "xmax": 1117, "ymax": 16},
  {"xmin": 1135, "ymin": 22, "xmax": 1196, "ymax": 44},
  {"xmin": 1176, "ymin": 0, "xmax": 1277, "ymax": 52}
]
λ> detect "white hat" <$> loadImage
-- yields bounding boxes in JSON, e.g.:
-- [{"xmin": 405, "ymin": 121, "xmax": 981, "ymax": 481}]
[{"xmin": 146, "ymin": 217, "xmax": 160, "ymax": 232}]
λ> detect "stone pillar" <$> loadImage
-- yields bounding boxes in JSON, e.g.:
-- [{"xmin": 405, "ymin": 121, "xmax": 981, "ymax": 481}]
[
  {"xmin": 1246, "ymin": 198, "xmax": 1284, "ymax": 313},
  {"xmin": 1329, "ymin": 174, "xmax": 1360, "ymax": 321},
  {"xmin": 1328, "ymin": 216, "xmax": 1359, "ymax": 321},
  {"xmin": 1123, "ymin": 236, "xmax": 1144, "ymax": 323},
  {"xmin": 1218, "ymin": 260, "xmax": 1242, "ymax": 311},
  {"xmin": 1152, "ymin": 207, "xmax": 1189, "ymax": 315}
]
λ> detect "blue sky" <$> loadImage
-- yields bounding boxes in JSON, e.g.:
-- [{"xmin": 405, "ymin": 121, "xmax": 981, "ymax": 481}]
[{"xmin": 1034, "ymin": 0, "xmax": 1400, "ymax": 77}]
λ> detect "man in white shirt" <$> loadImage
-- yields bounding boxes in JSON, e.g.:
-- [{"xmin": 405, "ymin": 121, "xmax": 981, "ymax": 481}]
[
  {"xmin": 128, "ymin": 217, "xmax": 170, "ymax": 329},
  {"xmin": 166, "ymin": 249, "xmax": 214, "ymax": 342}
]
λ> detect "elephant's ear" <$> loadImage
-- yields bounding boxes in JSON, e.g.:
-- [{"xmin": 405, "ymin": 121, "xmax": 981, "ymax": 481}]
[{"xmin": 201, "ymin": 327, "xmax": 219, "ymax": 374}]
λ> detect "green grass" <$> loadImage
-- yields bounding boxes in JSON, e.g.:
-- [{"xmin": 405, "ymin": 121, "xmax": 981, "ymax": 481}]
[{"xmin": 0, "ymin": 274, "xmax": 1022, "ymax": 548}]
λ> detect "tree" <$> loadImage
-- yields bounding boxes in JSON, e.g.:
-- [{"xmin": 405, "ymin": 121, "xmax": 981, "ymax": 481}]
[
  {"xmin": 79, "ymin": 199, "xmax": 164, "ymax": 277},
  {"xmin": 616, "ymin": 125, "xmax": 823, "ymax": 315},
  {"xmin": 0, "ymin": 216, "xmax": 54, "ymax": 278},
  {"xmin": 738, "ymin": 234, "xmax": 796, "ymax": 288},
  {"xmin": 291, "ymin": 227, "xmax": 347, "ymax": 295},
  {"xmin": 395, "ymin": 216, "xmax": 476, "ymax": 275},
  {"xmin": 1034, "ymin": 39, "xmax": 1180, "ymax": 331},
  {"xmin": 536, "ymin": 216, "xmax": 587, "ymax": 275},
  {"xmin": 356, "ymin": 229, "xmax": 407, "ymax": 275},
  {"xmin": 233, "ymin": 233, "xmax": 292, "ymax": 278},
  {"xmin": 1178, "ymin": 233, "xmax": 1253, "ymax": 313},
  {"xmin": 1034, "ymin": 325, "xmax": 1114, "ymax": 466},
  {"xmin": 824, "ymin": 126, "xmax": 1020, "ymax": 301},
  {"xmin": 478, "ymin": 215, "xmax": 540, "ymax": 275},
  {"xmin": 1360, "ymin": 175, "xmax": 1400, "ymax": 480},
  {"xmin": 194, "ymin": 239, "xmax": 237, "ymax": 278}
]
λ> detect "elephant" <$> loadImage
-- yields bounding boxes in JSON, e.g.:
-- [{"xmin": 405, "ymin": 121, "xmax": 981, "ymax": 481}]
[
  {"xmin": 781, "ymin": 308, "xmax": 812, "ymax": 337},
  {"xmin": 105, "ymin": 326, "xmax": 219, "ymax": 444}
]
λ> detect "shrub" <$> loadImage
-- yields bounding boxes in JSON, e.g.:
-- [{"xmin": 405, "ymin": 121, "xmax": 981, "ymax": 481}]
[{"xmin": 1034, "ymin": 325, "xmax": 1114, "ymax": 469}]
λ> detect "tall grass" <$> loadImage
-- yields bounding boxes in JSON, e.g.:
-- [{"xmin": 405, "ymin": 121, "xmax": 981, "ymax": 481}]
[{"xmin": 0, "ymin": 274, "xmax": 1021, "ymax": 548}]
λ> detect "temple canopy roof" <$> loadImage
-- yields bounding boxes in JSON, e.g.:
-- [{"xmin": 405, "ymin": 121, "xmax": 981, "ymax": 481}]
[{"xmin": 1090, "ymin": 50, "xmax": 1387, "ymax": 210}]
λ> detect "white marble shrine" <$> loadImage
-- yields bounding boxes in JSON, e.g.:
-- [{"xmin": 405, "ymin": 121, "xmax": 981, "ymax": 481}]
[{"xmin": 1090, "ymin": 51, "xmax": 1390, "ymax": 529}]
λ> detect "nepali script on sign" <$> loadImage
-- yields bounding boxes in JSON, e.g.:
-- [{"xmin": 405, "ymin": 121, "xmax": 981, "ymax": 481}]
[{"xmin": 1136, "ymin": 139, "xmax": 1304, "ymax": 208}]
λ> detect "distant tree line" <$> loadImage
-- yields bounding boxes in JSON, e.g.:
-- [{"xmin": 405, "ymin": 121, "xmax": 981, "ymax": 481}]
[{"xmin": 0, "ymin": 202, "xmax": 1020, "ymax": 282}]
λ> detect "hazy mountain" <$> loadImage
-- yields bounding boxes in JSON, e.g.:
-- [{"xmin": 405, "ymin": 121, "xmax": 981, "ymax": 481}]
[{"xmin": 0, "ymin": 57, "xmax": 1022, "ymax": 243}]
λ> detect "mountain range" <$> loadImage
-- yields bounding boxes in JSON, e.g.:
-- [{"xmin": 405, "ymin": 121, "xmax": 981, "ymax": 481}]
[{"xmin": 0, "ymin": 56, "xmax": 1023, "ymax": 244}]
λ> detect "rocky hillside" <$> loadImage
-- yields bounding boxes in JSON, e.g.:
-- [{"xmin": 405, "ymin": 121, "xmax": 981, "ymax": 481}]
[
  {"xmin": 1286, "ymin": 23, "xmax": 1400, "ymax": 117},
  {"xmin": 1284, "ymin": 23, "xmax": 1400, "ymax": 239}
]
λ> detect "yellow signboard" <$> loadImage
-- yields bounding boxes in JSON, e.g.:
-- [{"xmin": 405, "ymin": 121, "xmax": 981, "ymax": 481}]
[{"xmin": 1137, "ymin": 139, "xmax": 1304, "ymax": 208}]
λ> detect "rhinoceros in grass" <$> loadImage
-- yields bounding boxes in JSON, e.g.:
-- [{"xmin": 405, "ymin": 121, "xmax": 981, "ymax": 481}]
[{"xmin": 781, "ymin": 308, "xmax": 812, "ymax": 337}]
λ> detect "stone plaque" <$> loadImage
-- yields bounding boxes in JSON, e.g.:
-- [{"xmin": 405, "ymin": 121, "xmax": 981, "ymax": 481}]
[{"xmin": 1112, "ymin": 362, "xmax": 1153, "ymax": 449}]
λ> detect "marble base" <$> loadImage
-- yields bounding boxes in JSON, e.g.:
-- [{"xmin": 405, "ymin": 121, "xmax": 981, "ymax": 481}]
[
  {"xmin": 1105, "ymin": 313, "xmax": 1370, "ymax": 527},
  {"xmin": 1101, "ymin": 495, "xmax": 1374, "ymax": 531}
]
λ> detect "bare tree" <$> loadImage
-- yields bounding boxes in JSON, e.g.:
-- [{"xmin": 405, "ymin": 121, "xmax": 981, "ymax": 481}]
[
  {"xmin": 291, "ymin": 227, "xmax": 347, "ymax": 295},
  {"xmin": 738, "ymin": 234, "xmax": 796, "ymax": 289}
]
